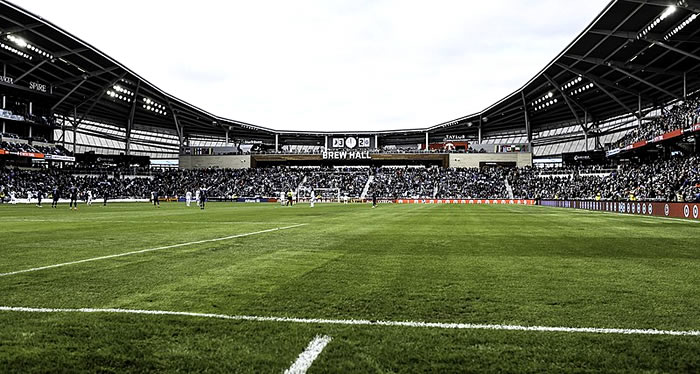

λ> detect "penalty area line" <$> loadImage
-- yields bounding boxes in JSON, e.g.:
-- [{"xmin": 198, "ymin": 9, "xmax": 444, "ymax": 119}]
[
  {"xmin": 0, "ymin": 306, "xmax": 698, "ymax": 337},
  {"xmin": 0, "ymin": 224, "xmax": 307, "ymax": 278},
  {"xmin": 284, "ymin": 335, "xmax": 332, "ymax": 374}
]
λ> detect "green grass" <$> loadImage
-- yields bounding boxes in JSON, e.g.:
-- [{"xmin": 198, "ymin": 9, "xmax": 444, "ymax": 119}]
[{"xmin": 0, "ymin": 202, "xmax": 698, "ymax": 373}]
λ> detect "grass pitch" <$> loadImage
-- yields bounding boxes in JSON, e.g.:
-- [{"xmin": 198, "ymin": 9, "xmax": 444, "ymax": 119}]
[{"xmin": 0, "ymin": 202, "xmax": 698, "ymax": 373}]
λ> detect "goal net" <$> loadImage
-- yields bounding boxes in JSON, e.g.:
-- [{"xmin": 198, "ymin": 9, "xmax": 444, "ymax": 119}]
[{"xmin": 298, "ymin": 187, "xmax": 341, "ymax": 203}]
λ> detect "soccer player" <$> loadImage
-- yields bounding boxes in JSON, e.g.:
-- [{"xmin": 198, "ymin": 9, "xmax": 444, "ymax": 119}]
[
  {"xmin": 51, "ymin": 186, "xmax": 60, "ymax": 208},
  {"xmin": 195, "ymin": 189, "xmax": 201, "ymax": 207},
  {"xmin": 280, "ymin": 191, "xmax": 286, "ymax": 206},
  {"xmin": 372, "ymin": 193, "xmax": 377, "ymax": 208},
  {"xmin": 199, "ymin": 186, "xmax": 207, "ymax": 210},
  {"xmin": 186, "ymin": 190, "xmax": 192, "ymax": 207},
  {"xmin": 153, "ymin": 189, "xmax": 160, "ymax": 208},
  {"xmin": 69, "ymin": 185, "xmax": 79, "ymax": 210},
  {"xmin": 286, "ymin": 190, "xmax": 293, "ymax": 206},
  {"xmin": 310, "ymin": 192, "xmax": 316, "ymax": 208},
  {"xmin": 36, "ymin": 186, "xmax": 43, "ymax": 208},
  {"xmin": 87, "ymin": 190, "xmax": 93, "ymax": 206}
]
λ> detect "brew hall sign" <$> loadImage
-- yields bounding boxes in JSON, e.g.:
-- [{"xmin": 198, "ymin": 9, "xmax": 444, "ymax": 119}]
[{"xmin": 322, "ymin": 150, "xmax": 372, "ymax": 160}]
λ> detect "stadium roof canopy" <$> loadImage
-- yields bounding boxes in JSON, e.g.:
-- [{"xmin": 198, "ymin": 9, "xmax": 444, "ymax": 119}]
[{"xmin": 1, "ymin": 0, "xmax": 699, "ymax": 146}]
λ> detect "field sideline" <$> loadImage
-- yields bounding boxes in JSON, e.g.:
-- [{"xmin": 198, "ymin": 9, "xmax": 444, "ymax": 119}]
[{"xmin": 0, "ymin": 202, "xmax": 698, "ymax": 372}]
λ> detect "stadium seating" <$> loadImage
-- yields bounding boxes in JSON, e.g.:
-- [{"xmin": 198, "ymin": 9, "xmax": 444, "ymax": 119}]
[
  {"xmin": 609, "ymin": 96, "xmax": 700, "ymax": 150},
  {"xmin": 1, "ymin": 155, "xmax": 698, "ymax": 202}
]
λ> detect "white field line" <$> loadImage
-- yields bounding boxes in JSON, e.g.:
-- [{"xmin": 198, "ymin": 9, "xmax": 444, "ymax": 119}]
[
  {"xmin": 284, "ymin": 335, "xmax": 333, "ymax": 374},
  {"xmin": 0, "ymin": 224, "xmax": 307, "ymax": 277},
  {"xmin": 0, "ymin": 306, "xmax": 698, "ymax": 337}
]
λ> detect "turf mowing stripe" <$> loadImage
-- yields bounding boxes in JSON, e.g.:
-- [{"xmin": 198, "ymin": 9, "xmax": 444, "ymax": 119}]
[
  {"xmin": 1, "ymin": 306, "xmax": 698, "ymax": 337},
  {"xmin": 0, "ymin": 224, "xmax": 307, "ymax": 277},
  {"xmin": 284, "ymin": 335, "xmax": 332, "ymax": 374}
]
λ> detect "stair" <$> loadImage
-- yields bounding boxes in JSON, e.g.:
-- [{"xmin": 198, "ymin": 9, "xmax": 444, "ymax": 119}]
[{"xmin": 504, "ymin": 178, "xmax": 515, "ymax": 199}]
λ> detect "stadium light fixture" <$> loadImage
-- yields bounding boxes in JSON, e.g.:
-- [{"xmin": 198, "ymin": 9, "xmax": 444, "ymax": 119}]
[
  {"xmin": 6, "ymin": 34, "xmax": 27, "ymax": 48},
  {"xmin": 0, "ymin": 41, "xmax": 32, "ymax": 60},
  {"xmin": 664, "ymin": 13, "xmax": 698, "ymax": 40},
  {"xmin": 638, "ymin": 6, "xmax": 677, "ymax": 39},
  {"xmin": 140, "ymin": 97, "xmax": 168, "ymax": 116}
]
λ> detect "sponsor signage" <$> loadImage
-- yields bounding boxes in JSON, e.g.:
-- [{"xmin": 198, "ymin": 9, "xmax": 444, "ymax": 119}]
[
  {"xmin": 44, "ymin": 154, "xmax": 76, "ymax": 162},
  {"xmin": 0, "ymin": 149, "xmax": 6, "ymax": 155},
  {"xmin": 8, "ymin": 151, "xmax": 45, "ymax": 159},
  {"xmin": 322, "ymin": 150, "xmax": 372, "ymax": 160},
  {"xmin": 0, "ymin": 75, "xmax": 13, "ymax": 85},
  {"xmin": 29, "ymin": 81, "xmax": 48, "ymax": 93},
  {"xmin": 685, "ymin": 124, "xmax": 700, "ymax": 134},
  {"xmin": 396, "ymin": 199, "xmax": 536, "ymax": 205},
  {"xmin": 444, "ymin": 134, "xmax": 466, "ymax": 141},
  {"xmin": 540, "ymin": 200, "xmax": 700, "ymax": 221}
]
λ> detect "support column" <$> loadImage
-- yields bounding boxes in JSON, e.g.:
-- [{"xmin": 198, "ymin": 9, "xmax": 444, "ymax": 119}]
[
  {"xmin": 275, "ymin": 134, "xmax": 279, "ymax": 152},
  {"xmin": 324, "ymin": 135, "xmax": 328, "ymax": 151},
  {"xmin": 61, "ymin": 117, "xmax": 65, "ymax": 148},
  {"xmin": 425, "ymin": 132, "xmax": 429, "ymax": 150},
  {"xmin": 225, "ymin": 130, "xmax": 229, "ymax": 144},
  {"xmin": 638, "ymin": 95, "xmax": 642, "ymax": 127},
  {"xmin": 29, "ymin": 102, "xmax": 33, "ymax": 115},
  {"xmin": 521, "ymin": 91, "xmax": 531, "ymax": 143},
  {"xmin": 584, "ymin": 111, "xmax": 589, "ymax": 152},
  {"xmin": 683, "ymin": 72, "xmax": 687, "ymax": 100},
  {"xmin": 374, "ymin": 134, "xmax": 378, "ymax": 149},
  {"xmin": 72, "ymin": 107, "xmax": 77, "ymax": 153},
  {"xmin": 29, "ymin": 125, "xmax": 32, "ymax": 139}
]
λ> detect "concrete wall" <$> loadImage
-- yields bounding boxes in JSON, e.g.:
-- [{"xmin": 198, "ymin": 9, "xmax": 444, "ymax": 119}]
[
  {"xmin": 448, "ymin": 153, "xmax": 533, "ymax": 168},
  {"xmin": 179, "ymin": 155, "xmax": 251, "ymax": 169}
]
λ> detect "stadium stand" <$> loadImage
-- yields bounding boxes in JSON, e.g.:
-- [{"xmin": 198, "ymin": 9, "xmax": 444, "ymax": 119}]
[{"xmin": 2, "ymin": 154, "xmax": 698, "ymax": 203}]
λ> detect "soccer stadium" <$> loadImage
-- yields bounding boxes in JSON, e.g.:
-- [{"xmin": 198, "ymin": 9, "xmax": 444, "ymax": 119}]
[{"xmin": 1, "ymin": 0, "xmax": 699, "ymax": 372}]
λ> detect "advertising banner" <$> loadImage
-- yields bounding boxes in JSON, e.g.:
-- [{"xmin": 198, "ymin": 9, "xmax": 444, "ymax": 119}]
[
  {"xmin": 44, "ymin": 154, "xmax": 76, "ymax": 162},
  {"xmin": 14, "ymin": 152, "xmax": 45, "ymax": 159},
  {"xmin": 0, "ymin": 149, "xmax": 6, "ymax": 155},
  {"xmin": 540, "ymin": 200, "xmax": 700, "ymax": 220},
  {"xmin": 396, "ymin": 199, "xmax": 536, "ymax": 205}
]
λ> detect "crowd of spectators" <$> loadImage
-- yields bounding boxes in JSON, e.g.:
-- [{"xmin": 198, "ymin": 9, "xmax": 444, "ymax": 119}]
[
  {"xmin": 1, "ymin": 133, "xmax": 72, "ymax": 157},
  {"xmin": 509, "ymin": 156, "xmax": 700, "ymax": 202},
  {"xmin": 369, "ymin": 167, "xmax": 441, "ymax": 199},
  {"xmin": 1, "ymin": 155, "xmax": 698, "ymax": 203},
  {"xmin": 610, "ymin": 97, "xmax": 700, "ymax": 150}
]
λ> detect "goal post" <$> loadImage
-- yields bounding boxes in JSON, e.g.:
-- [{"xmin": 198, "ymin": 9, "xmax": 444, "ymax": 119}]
[{"xmin": 299, "ymin": 187, "xmax": 341, "ymax": 203}]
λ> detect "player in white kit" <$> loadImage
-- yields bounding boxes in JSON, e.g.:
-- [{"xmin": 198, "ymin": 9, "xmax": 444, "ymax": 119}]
[
  {"xmin": 195, "ymin": 189, "xmax": 201, "ymax": 206},
  {"xmin": 186, "ymin": 190, "xmax": 192, "ymax": 207},
  {"xmin": 87, "ymin": 190, "xmax": 93, "ymax": 206},
  {"xmin": 310, "ymin": 192, "xmax": 316, "ymax": 208}
]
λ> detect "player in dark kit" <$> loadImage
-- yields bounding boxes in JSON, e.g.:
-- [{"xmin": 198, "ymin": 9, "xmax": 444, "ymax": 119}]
[
  {"xmin": 36, "ymin": 186, "xmax": 44, "ymax": 208},
  {"xmin": 99, "ymin": 181, "xmax": 110, "ymax": 206},
  {"xmin": 51, "ymin": 186, "xmax": 60, "ymax": 208},
  {"xmin": 372, "ymin": 193, "xmax": 377, "ymax": 208},
  {"xmin": 153, "ymin": 189, "xmax": 160, "ymax": 208},
  {"xmin": 69, "ymin": 186, "xmax": 79, "ymax": 210},
  {"xmin": 199, "ymin": 187, "xmax": 207, "ymax": 210}
]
